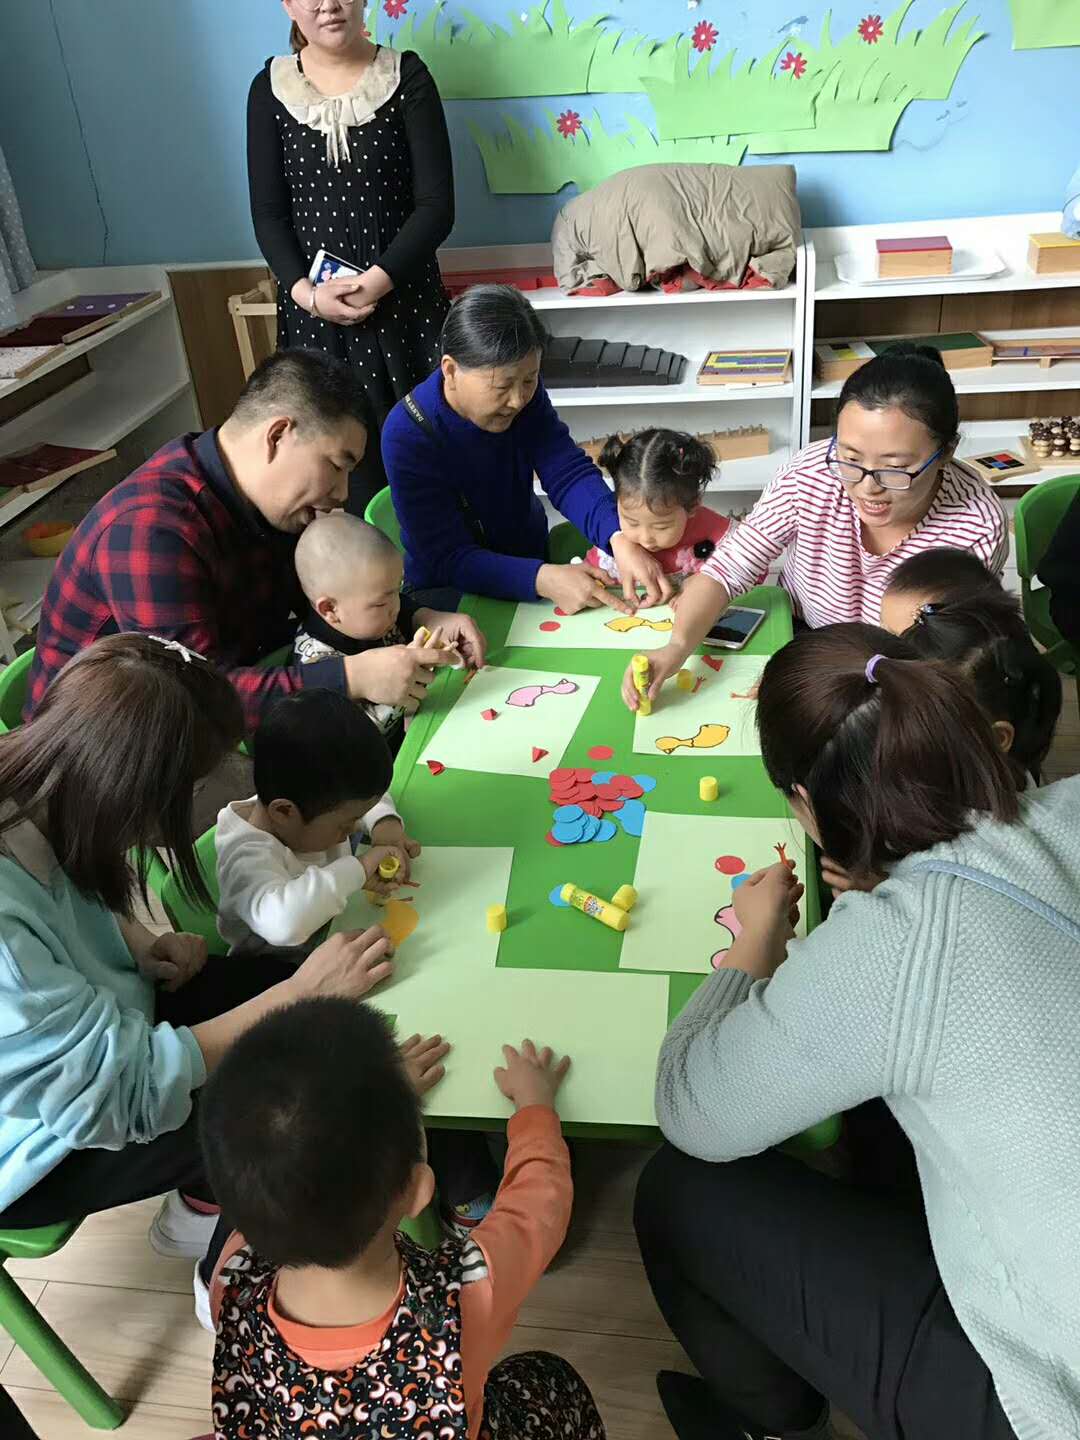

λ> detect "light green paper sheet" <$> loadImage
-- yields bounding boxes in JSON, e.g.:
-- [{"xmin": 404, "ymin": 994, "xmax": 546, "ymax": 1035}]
[
  {"xmin": 331, "ymin": 845, "xmax": 669, "ymax": 1127},
  {"xmin": 505, "ymin": 598, "xmax": 677, "ymax": 651},
  {"xmin": 644, "ymin": 42, "xmax": 827, "ymax": 143},
  {"xmin": 469, "ymin": 113, "xmax": 746, "ymax": 196},
  {"xmin": 416, "ymin": 665, "xmax": 600, "ymax": 777},
  {"xmin": 749, "ymin": 68, "xmax": 911, "ymax": 155},
  {"xmin": 619, "ymin": 813, "xmax": 807, "ymax": 975},
  {"xmin": 633, "ymin": 653, "xmax": 765, "ymax": 760},
  {"xmin": 1009, "ymin": 0, "xmax": 1080, "ymax": 48},
  {"xmin": 784, "ymin": 3, "xmax": 984, "ymax": 104}
]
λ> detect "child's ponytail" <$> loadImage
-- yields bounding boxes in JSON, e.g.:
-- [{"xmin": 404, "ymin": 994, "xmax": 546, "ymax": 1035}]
[
  {"xmin": 757, "ymin": 624, "xmax": 1020, "ymax": 879},
  {"xmin": 601, "ymin": 427, "xmax": 714, "ymax": 511},
  {"xmin": 904, "ymin": 594, "xmax": 1062, "ymax": 782}
]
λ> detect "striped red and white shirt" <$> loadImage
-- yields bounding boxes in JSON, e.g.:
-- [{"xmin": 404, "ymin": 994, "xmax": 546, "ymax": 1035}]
[{"xmin": 702, "ymin": 438, "xmax": 1009, "ymax": 628}]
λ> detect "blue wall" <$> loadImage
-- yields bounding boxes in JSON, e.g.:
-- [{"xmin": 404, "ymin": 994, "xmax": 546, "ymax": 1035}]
[{"xmin": 2, "ymin": 0, "xmax": 1078, "ymax": 269}]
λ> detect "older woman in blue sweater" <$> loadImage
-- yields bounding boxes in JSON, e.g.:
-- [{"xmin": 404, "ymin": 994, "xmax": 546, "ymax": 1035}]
[
  {"xmin": 0, "ymin": 635, "xmax": 400, "ymax": 1325},
  {"xmin": 637, "ymin": 624, "xmax": 1078, "ymax": 1440},
  {"xmin": 382, "ymin": 284, "xmax": 673, "ymax": 613}
]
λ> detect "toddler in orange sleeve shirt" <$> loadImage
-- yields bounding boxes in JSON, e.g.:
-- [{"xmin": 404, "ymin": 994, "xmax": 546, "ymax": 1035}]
[{"xmin": 200, "ymin": 996, "xmax": 604, "ymax": 1440}]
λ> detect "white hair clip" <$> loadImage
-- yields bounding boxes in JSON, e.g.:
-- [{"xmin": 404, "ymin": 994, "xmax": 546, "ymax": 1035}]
[{"xmin": 147, "ymin": 635, "xmax": 206, "ymax": 665}]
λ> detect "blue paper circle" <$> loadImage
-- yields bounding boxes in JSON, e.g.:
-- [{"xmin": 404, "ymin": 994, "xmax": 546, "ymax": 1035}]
[
  {"xmin": 549, "ymin": 884, "xmax": 570, "ymax": 908},
  {"xmin": 730, "ymin": 872, "xmax": 751, "ymax": 890},
  {"xmin": 632, "ymin": 774, "xmax": 658, "ymax": 793},
  {"xmin": 553, "ymin": 804, "xmax": 585, "ymax": 823}
]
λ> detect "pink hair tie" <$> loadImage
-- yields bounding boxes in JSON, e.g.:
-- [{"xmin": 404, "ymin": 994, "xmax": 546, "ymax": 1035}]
[{"xmin": 865, "ymin": 654, "xmax": 885, "ymax": 684}]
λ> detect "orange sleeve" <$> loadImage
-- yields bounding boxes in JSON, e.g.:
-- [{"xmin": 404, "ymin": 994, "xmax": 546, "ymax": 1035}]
[{"xmin": 459, "ymin": 1105, "xmax": 572, "ymax": 1409}]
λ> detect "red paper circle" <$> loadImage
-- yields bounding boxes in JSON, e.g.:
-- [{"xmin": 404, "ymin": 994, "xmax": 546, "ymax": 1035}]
[
  {"xmin": 553, "ymin": 607, "xmax": 569, "ymax": 617},
  {"xmin": 715, "ymin": 855, "xmax": 745, "ymax": 875},
  {"xmin": 539, "ymin": 621, "xmax": 561, "ymax": 633},
  {"xmin": 587, "ymin": 744, "xmax": 614, "ymax": 761}
]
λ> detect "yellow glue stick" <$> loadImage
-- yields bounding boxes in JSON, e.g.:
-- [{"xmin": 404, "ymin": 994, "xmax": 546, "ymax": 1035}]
[
  {"xmin": 560, "ymin": 883, "xmax": 630, "ymax": 932},
  {"xmin": 612, "ymin": 884, "xmax": 638, "ymax": 913},
  {"xmin": 378, "ymin": 856, "xmax": 401, "ymax": 882},
  {"xmin": 631, "ymin": 653, "xmax": 653, "ymax": 717}
]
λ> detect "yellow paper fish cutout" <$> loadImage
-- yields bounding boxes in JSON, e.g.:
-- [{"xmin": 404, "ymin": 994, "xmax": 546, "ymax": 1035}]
[
  {"xmin": 655, "ymin": 722, "xmax": 731, "ymax": 754},
  {"xmin": 605, "ymin": 615, "xmax": 675, "ymax": 634}
]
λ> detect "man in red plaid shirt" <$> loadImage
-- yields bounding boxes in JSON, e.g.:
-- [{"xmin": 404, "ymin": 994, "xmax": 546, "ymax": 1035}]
[{"xmin": 29, "ymin": 351, "xmax": 482, "ymax": 733}]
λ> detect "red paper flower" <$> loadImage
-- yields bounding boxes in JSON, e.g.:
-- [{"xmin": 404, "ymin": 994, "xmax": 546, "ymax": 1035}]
[
  {"xmin": 780, "ymin": 49, "xmax": 807, "ymax": 78},
  {"xmin": 383, "ymin": 0, "xmax": 408, "ymax": 19},
  {"xmin": 858, "ymin": 13, "xmax": 885, "ymax": 42},
  {"xmin": 692, "ymin": 20, "xmax": 718, "ymax": 52},
  {"xmin": 556, "ymin": 109, "xmax": 583, "ymax": 139}
]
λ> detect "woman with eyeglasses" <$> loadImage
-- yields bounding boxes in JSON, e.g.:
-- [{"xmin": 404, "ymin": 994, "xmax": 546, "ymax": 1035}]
[
  {"xmin": 621, "ymin": 343, "xmax": 1007, "ymax": 710},
  {"xmin": 247, "ymin": 0, "xmax": 453, "ymax": 513}
]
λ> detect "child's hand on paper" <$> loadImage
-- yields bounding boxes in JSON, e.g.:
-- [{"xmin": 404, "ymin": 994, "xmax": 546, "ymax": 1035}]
[
  {"xmin": 361, "ymin": 842, "xmax": 411, "ymax": 896},
  {"xmin": 400, "ymin": 1033, "xmax": 450, "ymax": 1095},
  {"xmin": 494, "ymin": 1039, "xmax": 571, "ymax": 1112},
  {"xmin": 369, "ymin": 817, "xmax": 422, "ymax": 867}
]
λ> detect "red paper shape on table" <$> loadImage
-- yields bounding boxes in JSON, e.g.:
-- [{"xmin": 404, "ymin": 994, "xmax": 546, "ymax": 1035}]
[
  {"xmin": 545, "ymin": 831, "xmax": 566, "ymax": 847},
  {"xmin": 481, "ymin": 708, "xmax": 498, "ymax": 721},
  {"xmin": 539, "ymin": 621, "xmax": 561, "ymax": 633},
  {"xmin": 426, "ymin": 760, "xmax": 446, "ymax": 775},
  {"xmin": 715, "ymin": 855, "xmax": 745, "ymax": 875},
  {"xmin": 532, "ymin": 747, "xmax": 549, "ymax": 763},
  {"xmin": 702, "ymin": 655, "xmax": 725, "ymax": 673},
  {"xmin": 553, "ymin": 607, "xmax": 569, "ymax": 617},
  {"xmin": 587, "ymin": 744, "xmax": 614, "ymax": 760}
]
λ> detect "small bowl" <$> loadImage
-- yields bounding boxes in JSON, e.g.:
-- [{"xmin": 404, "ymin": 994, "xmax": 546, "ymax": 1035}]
[{"xmin": 25, "ymin": 521, "xmax": 74, "ymax": 557}]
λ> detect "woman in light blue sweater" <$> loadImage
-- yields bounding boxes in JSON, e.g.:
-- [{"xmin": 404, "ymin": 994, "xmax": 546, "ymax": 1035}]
[
  {"xmin": 0, "ymin": 634, "xmax": 397, "ymax": 1322},
  {"xmin": 637, "ymin": 623, "xmax": 1079, "ymax": 1440}
]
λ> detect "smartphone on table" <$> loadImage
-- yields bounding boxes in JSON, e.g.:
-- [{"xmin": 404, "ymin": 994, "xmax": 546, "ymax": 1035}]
[
  {"xmin": 308, "ymin": 249, "xmax": 360, "ymax": 286},
  {"xmin": 703, "ymin": 607, "xmax": 766, "ymax": 650}
]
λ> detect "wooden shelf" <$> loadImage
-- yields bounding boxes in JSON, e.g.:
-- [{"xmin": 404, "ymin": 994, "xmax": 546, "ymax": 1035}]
[
  {"xmin": 550, "ymin": 375, "xmax": 794, "ymax": 408},
  {"xmin": 0, "ymin": 295, "xmax": 173, "ymax": 403},
  {"xmin": 528, "ymin": 284, "xmax": 797, "ymax": 313}
]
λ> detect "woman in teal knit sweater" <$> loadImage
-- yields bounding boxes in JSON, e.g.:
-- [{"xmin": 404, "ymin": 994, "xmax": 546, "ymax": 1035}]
[
  {"xmin": 0, "ymin": 635, "xmax": 398, "ymax": 1321},
  {"xmin": 637, "ymin": 623, "xmax": 1079, "ymax": 1440}
]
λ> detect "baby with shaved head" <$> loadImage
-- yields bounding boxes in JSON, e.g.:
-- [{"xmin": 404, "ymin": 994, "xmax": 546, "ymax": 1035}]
[{"xmin": 293, "ymin": 513, "xmax": 461, "ymax": 740}]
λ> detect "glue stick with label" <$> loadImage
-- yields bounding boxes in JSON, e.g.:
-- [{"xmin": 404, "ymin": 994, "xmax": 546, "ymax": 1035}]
[
  {"xmin": 560, "ymin": 884, "xmax": 630, "ymax": 932},
  {"xmin": 631, "ymin": 653, "xmax": 653, "ymax": 716}
]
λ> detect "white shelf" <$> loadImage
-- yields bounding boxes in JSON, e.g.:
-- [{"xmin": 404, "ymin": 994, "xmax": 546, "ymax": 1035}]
[
  {"xmin": 528, "ymin": 284, "xmax": 796, "ymax": 312},
  {"xmin": 549, "ymin": 376, "xmax": 794, "ymax": 408},
  {"xmin": 0, "ymin": 371, "xmax": 192, "ymax": 458},
  {"xmin": 809, "ymin": 211, "xmax": 1079, "ymax": 302},
  {"xmin": 0, "ymin": 295, "xmax": 173, "ymax": 403},
  {"xmin": 814, "ymin": 359, "xmax": 1080, "ymax": 401}
]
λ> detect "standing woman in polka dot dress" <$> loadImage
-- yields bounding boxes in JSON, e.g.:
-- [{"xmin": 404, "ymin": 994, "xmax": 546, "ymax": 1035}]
[{"xmin": 247, "ymin": 0, "xmax": 454, "ymax": 513}]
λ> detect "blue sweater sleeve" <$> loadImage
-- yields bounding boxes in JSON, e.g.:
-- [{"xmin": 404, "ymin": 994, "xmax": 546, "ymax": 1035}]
[
  {"xmin": 0, "ymin": 920, "xmax": 206, "ymax": 1152},
  {"xmin": 529, "ymin": 386, "xmax": 619, "ymax": 551},
  {"xmin": 384, "ymin": 410, "xmax": 544, "ymax": 602}
]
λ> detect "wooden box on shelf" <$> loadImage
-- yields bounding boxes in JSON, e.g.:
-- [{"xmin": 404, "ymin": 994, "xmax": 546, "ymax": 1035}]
[
  {"xmin": 875, "ymin": 236, "xmax": 953, "ymax": 279},
  {"xmin": 581, "ymin": 425, "xmax": 771, "ymax": 468},
  {"xmin": 696, "ymin": 349, "xmax": 791, "ymax": 387},
  {"xmin": 964, "ymin": 450, "xmax": 1038, "ymax": 485},
  {"xmin": 228, "ymin": 278, "xmax": 278, "ymax": 382},
  {"xmin": 1027, "ymin": 232, "xmax": 1080, "ymax": 277},
  {"xmin": 815, "ymin": 332, "xmax": 991, "ymax": 383}
]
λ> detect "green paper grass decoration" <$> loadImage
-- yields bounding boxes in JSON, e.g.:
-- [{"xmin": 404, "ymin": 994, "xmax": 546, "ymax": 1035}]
[
  {"xmin": 585, "ymin": 31, "xmax": 683, "ymax": 92},
  {"xmin": 749, "ymin": 66, "xmax": 911, "ymax": 154},
  {"xmin": 644, "ymin": 41, "xmax": 829, "ymax": 142},
  {"xmin": 791, "ymin": 2, "xmax": 984, "ymax": 103},
  {"xmin": 469, "ymin": 111, "xmax": 747, "ymax": 195},
  {"xmin": 1008, "ymin": 0, "xmax": 1080, "ymax": 49},
  {"xmin": 379, "ymin": 0, "xmax": 605, "ymax": 99}
]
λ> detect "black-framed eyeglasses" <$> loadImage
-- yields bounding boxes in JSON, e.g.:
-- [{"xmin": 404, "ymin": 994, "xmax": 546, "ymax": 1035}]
[{"xmin": 825, "ymin": 438, "xmax": 943, "ymax": 492}]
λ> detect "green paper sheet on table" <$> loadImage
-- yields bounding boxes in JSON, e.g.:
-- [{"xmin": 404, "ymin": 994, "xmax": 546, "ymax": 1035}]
[
  {"xmin": 505, "ymin": 597, "xmax": 677, "ymax": 651},
  {"xmin": 620, "ymin": 814, "xmax": 807, "ymax": 975},
  {"xmin": 331, "ymin": 845, "xmax": 669, "ymax": 1127},
  {"xmin": 633, "ymin": 653, "xmax": 766, "ymax": 759},
  {"xmin": 416, "ymin": 664, "xmax": 600, "ymax": 777},
  {"xmin": 1009, "ymin": 0, "xmax": 1080, "ymax": 48}
]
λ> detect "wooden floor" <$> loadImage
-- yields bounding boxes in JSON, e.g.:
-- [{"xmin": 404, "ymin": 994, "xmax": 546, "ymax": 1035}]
[{"xmin": 4, "ymin": 685, "xmax": 1077, "ymax": 1440}]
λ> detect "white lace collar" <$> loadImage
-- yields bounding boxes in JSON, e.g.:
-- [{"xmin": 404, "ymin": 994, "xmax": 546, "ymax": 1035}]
[{"xmin": 270, "ymin": 47, "xmax": 402, "ymax": 169}]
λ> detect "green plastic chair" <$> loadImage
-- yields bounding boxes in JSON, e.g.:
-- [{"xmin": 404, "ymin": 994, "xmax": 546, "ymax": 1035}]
[
  {"xmin": 1014, "ymin": 473, "xmax": 1080, "ymax": 679},
  {"xmin": 547, "ymin": 521, "xmax": 589, "ymax": 565},
  {"xmin": 0, "ymin": 1220, "xmax": 124, "ymax": 1428},
  {"xmin": 364, "ymin": 486, "xmax": 403, "ymax": 550},
  {"xmin": 0, "ymin": 649, "xmax": 34, "ymax": 735},
  {"xmin": 145, "ymin": 827, "xmax": 227, "ymax": 955}
]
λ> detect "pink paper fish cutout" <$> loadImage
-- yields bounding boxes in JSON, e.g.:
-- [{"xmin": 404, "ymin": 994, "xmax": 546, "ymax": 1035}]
[
  {"xmin": 505, "ymin": 678, "xmax": 579, "ymax": 708},
  {"xmin": 710, "ymin": 903, "xmax": 742, "ymax": 970}
]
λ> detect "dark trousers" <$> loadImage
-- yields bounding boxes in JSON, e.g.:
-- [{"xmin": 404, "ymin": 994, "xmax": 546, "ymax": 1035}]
[
  {"xmin": 0, "ymin": 1387, "xmax": 39, "ymax": 1440},
  {"xmin": 0, "ymin": 956, "xmax": 296, "ymax": 1278},
  {"xmin": 634, "ymin": 1125, "xmax": 1013, "ymax": 1440}
]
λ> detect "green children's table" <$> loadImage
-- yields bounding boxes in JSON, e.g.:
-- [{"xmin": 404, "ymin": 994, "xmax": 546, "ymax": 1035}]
[{"xmin": 334, "ymin": 584, "xmax": 838, "ymax": 1150}]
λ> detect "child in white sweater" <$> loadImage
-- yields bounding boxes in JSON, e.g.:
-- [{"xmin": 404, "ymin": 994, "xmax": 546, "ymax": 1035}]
[{"xmin": 217, "ymin": 690, "xmax": 419, "ymax": 956}]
